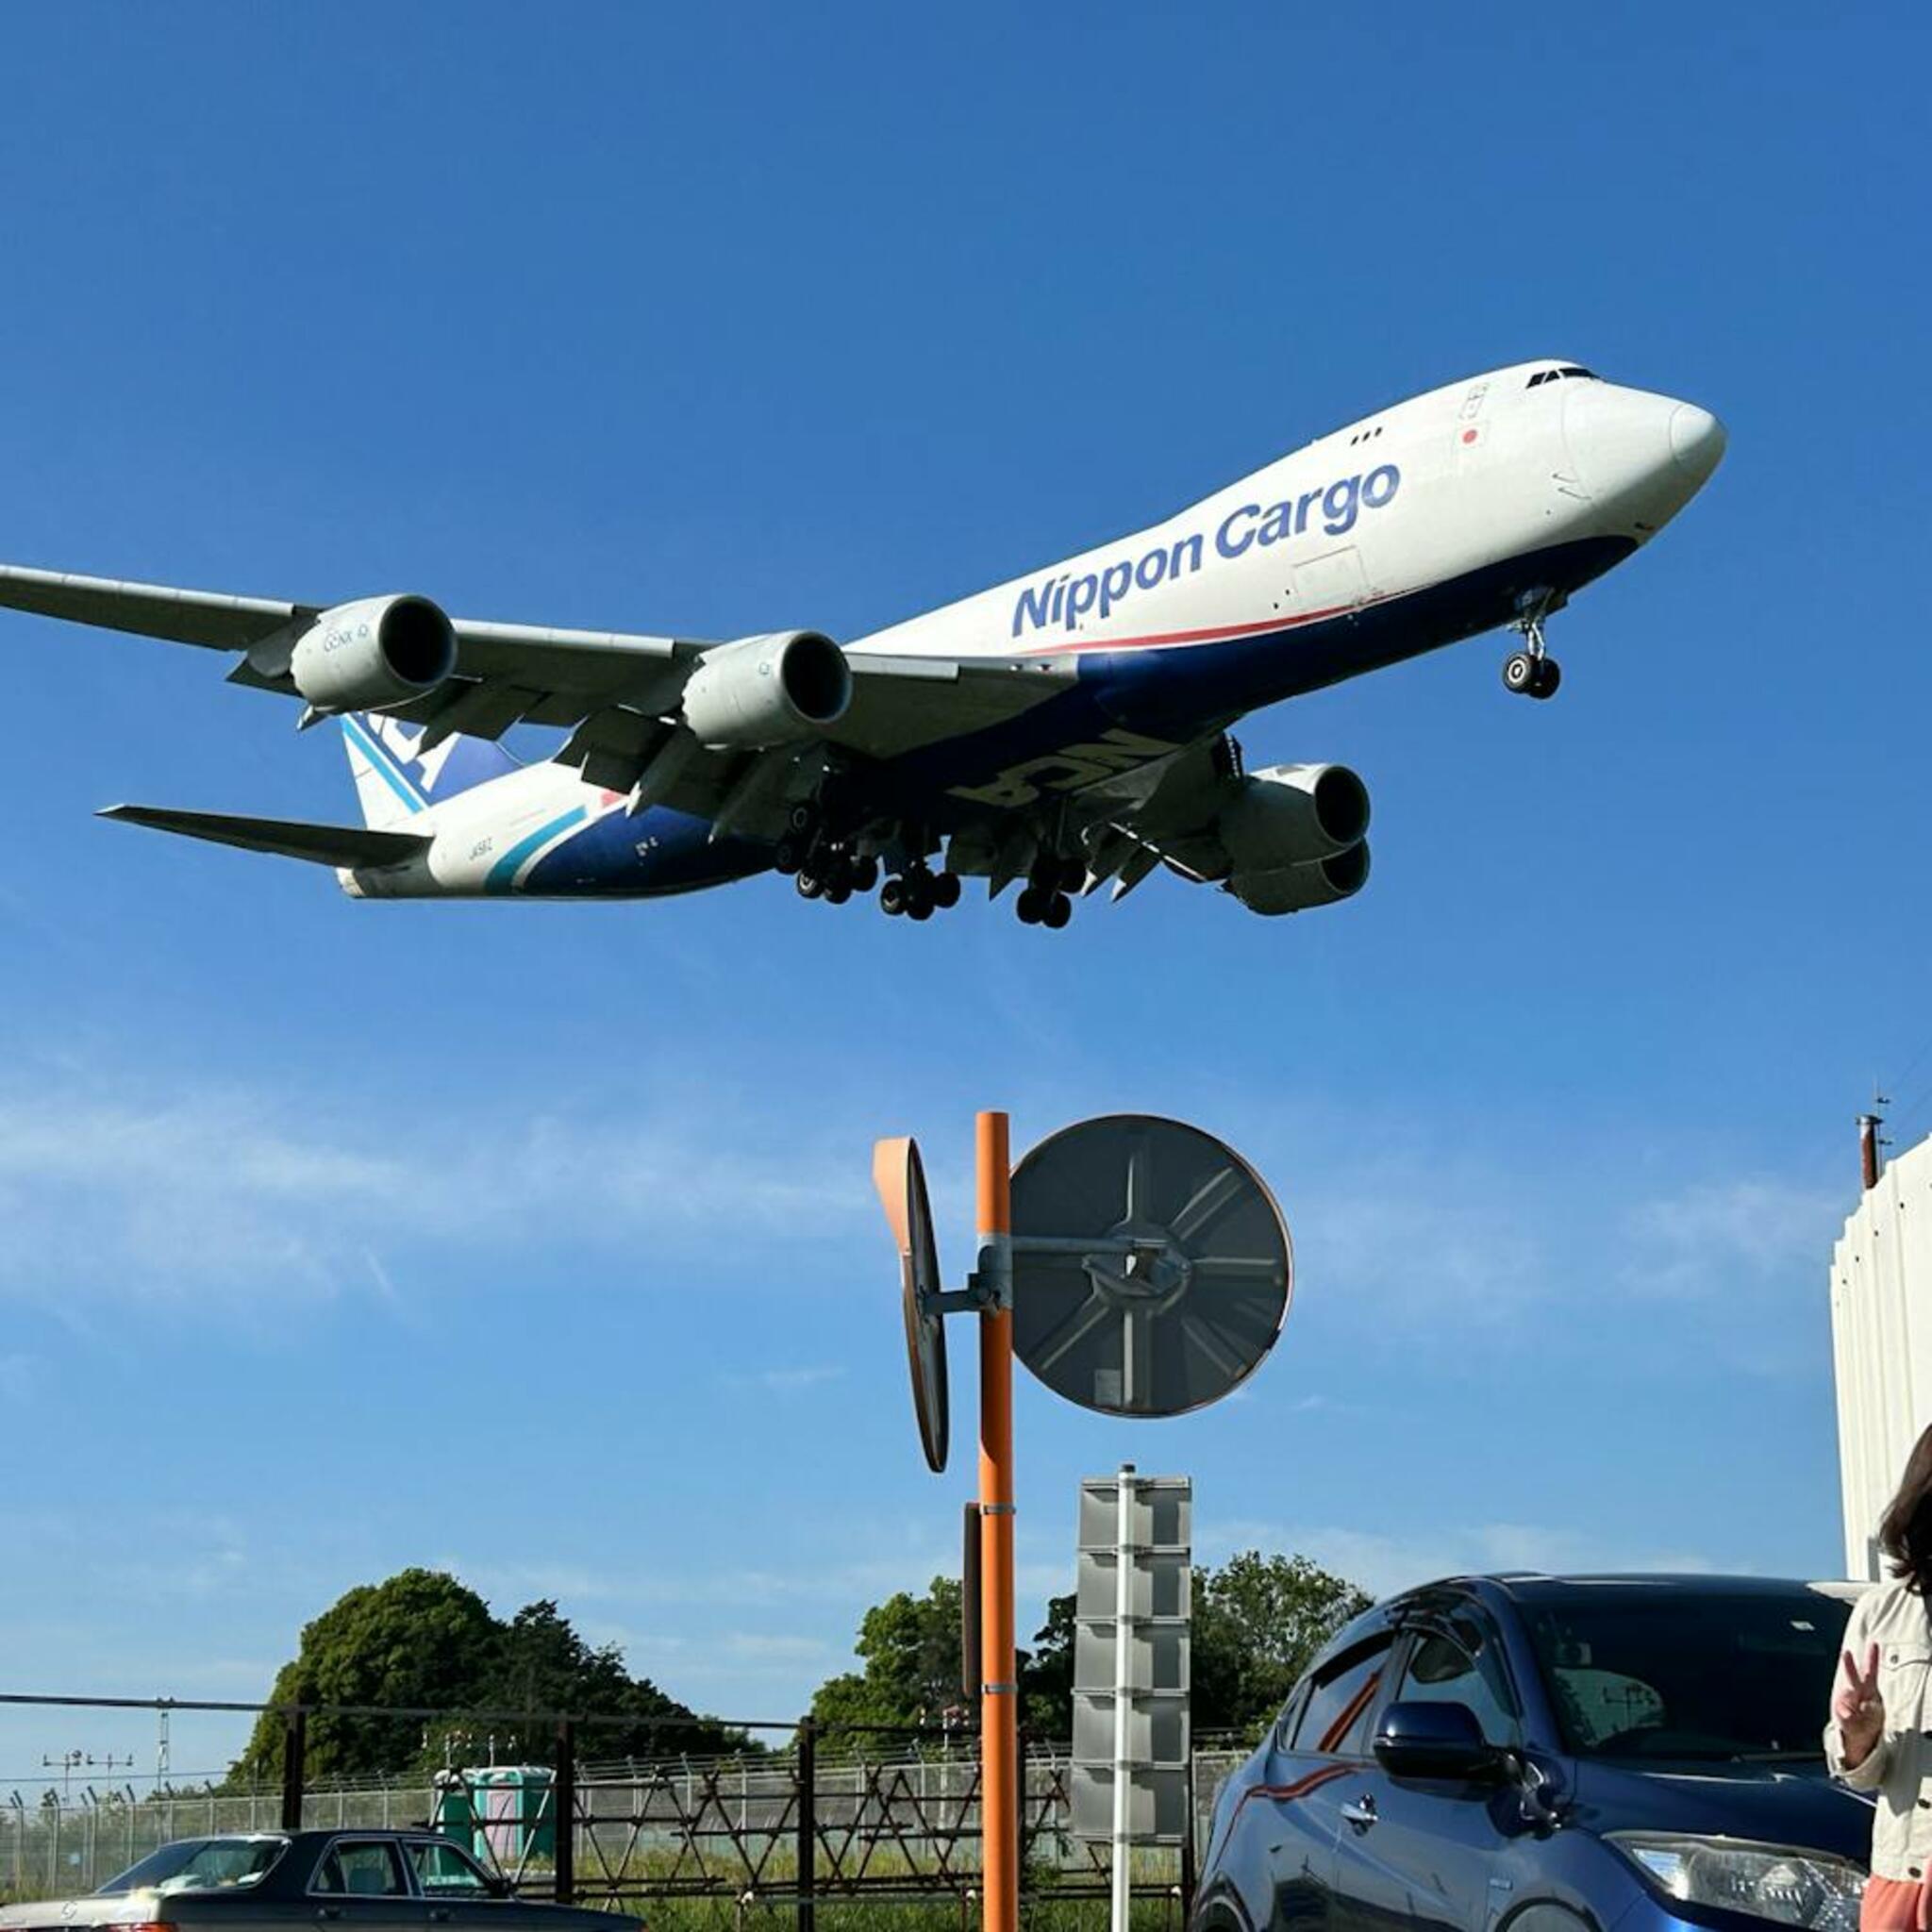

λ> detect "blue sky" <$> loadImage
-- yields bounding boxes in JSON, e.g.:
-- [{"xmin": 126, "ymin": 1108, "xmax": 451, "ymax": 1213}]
[{"xmin": 2, "ymin": 2, "xmax": 1928, "ymax": 1790}]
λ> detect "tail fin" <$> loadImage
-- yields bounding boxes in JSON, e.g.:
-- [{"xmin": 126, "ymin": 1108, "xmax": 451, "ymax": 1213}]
[{"xmin": 340, "ymin": 713, "xmax": 523, "ymax": 830}]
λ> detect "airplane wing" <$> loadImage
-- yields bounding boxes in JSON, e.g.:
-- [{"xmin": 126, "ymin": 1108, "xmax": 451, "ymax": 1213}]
[
  {"xmin": 0, "ymin": 560, "xmax": 1075, "ymax": 838},
  {"xmin": 1049, "ymin": 731, "xmax": 1371, "ymax": 916},
  {"xmin": 0, "ymin": 563, "xmax": 707, "ymax": 730}
]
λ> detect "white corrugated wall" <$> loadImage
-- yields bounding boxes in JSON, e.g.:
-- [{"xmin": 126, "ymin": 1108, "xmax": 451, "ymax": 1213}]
[{"xmin": 1832, "ymin": 1134, "xmax": 1932, "ymax": 1578}]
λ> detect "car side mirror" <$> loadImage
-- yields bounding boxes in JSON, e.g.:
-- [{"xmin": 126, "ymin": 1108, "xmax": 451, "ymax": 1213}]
[{"xmin": 1372, "ymin": 1700, "xmax": 1503, "ymax": 1782}]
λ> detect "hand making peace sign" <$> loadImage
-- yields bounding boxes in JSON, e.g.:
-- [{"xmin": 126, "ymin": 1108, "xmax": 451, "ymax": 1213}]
[{"xmin": 1836, "ymin": 1643, "xmax": 1886, "ymax": 1766}]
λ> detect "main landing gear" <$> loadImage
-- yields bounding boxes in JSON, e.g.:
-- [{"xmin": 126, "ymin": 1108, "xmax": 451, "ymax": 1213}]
[
  {"xmin": 878, "ymin": 863, "xmax": 962, "ymax": 922},
  {"xmin": 1014, "ymin": 857, "xmax": 1082, "ymax": 929},
  {"xmin": 775, "ymin": 803, "xmax": 883, "ymax": 907},
  {"xmin": 1502, "ymin": 588, "xmax": 1565, "ymax": 701}
]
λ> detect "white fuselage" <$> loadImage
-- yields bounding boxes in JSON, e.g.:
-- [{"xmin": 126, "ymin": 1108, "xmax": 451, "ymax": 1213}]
[{"xmin": 343, "ymin": 359, "xmax": 1724, "ymax": 900}]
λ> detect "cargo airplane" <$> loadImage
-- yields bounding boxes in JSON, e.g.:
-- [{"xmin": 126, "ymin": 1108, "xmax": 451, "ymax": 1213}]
[{"xmin": 0, "ymin": 359, "xmax": 1723, "ymax": 926}]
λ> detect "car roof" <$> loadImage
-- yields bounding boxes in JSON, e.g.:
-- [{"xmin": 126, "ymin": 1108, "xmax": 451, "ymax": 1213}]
[{"xmin": 1476, "ymin": 1572, "xmax": 1864, "ymax": 1604}]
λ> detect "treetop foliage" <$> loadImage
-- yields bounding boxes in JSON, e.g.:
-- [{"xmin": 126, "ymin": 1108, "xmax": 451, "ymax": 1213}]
[
  {"xmin": 229, "ymin": 1569, "xmax": 730, "ymax": 1785},
  {"xmin": 811, "ymin": 1548, "xmax": 1371, "ymax": 1745}
]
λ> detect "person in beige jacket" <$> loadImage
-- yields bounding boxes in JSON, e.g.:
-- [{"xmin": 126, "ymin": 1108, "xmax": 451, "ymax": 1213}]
[{"xmin": 1828, "ymin": 1424, "xmax": 1932, "ymax": 1930}]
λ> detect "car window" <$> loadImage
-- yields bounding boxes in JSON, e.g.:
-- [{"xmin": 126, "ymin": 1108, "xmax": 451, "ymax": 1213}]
[
  {"xmin": 1291, "ymin": 1636, "xmax": 1393, "ymax": 1756},
  {"xmin": 100, "ymin": 1839, "xmax": 287, "ymax": 1896},
  {"xmin": 1395, "ymin": 1617, "xmax": 1521, "ymax": 1747},
  {"xmin": 314, "ymin": 1841, "xmax": 408, "ymax": 1898},
  {"xmin": 1273, "ymin": 1678, "xmax": 1312, "ymax": 1750},
  {"xmin": 1524, "ymin": 1588, "xmax": 1851, "ymax": 1761},
  {"xmin": 409, "ymin": 1840, "xmax": 494, "ymax": 1897}
]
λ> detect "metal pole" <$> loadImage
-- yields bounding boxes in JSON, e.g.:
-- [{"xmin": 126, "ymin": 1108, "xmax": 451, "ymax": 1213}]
[
  {"xmin": 279, "ymin": 1710, "xmax": 307, "ymax": 1831},
  {"xmin": 796, "ymin": 1717, "xmax": 817, "ymax": 1932},
  {"xmin": 961, "ymin": 1503, "xmax": 983, "ymax": 1707},
  {"xmin": 1112, "ymin": 1465, "xmax": 1135, "ymax": 1932},
  {"xmin": 552, "ymin": 1722, "xmax": 575, "ymax": 1905},
  {"xmin": 976, "ymin": 1110, "xmax": 1016, "ymax": 1932}
]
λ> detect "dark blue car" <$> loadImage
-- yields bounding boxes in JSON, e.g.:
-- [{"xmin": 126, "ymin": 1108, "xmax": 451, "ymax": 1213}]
[{"xmin": 1193, "ymin": 1574, "xmax": 1872, "ymax": 1932}]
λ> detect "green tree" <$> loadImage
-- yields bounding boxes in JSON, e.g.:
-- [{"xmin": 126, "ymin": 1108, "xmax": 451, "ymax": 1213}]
[
  {"xmin": 812, "ymin": 1576, "xmax": 969, "ymax": 1733},
  {"xmin": 229, "ymin": 1573, "xmax": 734, "ymax": 1786},
  {"xmin": 1191, "ymin": 1551, "xmax": 1371, "ymax": 1740},
  {"xmin": 1011, "ymin": 1552, "xmax": 1370, "ymax": 1743},
  {"xmin": 489, "ymin": 1599, "xmax": 730, "ymax": 1760},
  {"xmin": 229, "ymin": 1569, "xmax": 500, "ymax": 1786},
  {"xmin": 1019, "ymin": 1592, "xmax": 1075, "ymax": 1738}
]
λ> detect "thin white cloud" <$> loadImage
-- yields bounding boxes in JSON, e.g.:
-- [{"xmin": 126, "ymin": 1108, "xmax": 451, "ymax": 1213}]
[
  {"xmin": 0, "ymin": 1065, "xmax": 868, "ymax": 1310},
  {"xmin": 1625, "ymin": 1176, "xmax": 1841, "ymax": 1298},
  {"xmin": 724, "ymin": 1364, "xmax": 846, "ymax": 1393},
  {"xmin": 1204, "ymin": 1518, "xmax": 1721, "ymax": 1600}
]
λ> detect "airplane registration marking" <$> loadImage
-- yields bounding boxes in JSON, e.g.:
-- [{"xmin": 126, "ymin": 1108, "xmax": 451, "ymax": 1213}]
[{"xmin": 948, "ymin": 728, "xmax": 1179, "ymax": 810}]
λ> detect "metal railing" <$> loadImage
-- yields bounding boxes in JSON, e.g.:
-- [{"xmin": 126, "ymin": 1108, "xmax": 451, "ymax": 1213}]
[{"xmin": 0, "ymin": 1695, "xmax": 1242, "ymax": 1921}]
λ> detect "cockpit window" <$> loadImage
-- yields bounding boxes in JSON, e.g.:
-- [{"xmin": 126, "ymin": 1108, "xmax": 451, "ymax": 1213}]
[{"xmin": 1527, "ymin": 366, "xmax": 1600, "ymax": 388}]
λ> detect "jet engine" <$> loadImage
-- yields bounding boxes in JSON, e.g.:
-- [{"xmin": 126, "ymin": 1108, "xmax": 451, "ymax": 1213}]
[
  {"xmin": 1217, "ymin": 762, "xmax": 1371, "ymax": 872},
  {"xmin": 1228, "ymin": 840, "xmax": 1372, "ymax": 916},
  {"xmin": 680, "ymin": 630, "xmax": 852, "ymax": 748},
  {"xmin": 289, "ymin": 594, "xmax": 458, "ymax": 712}
]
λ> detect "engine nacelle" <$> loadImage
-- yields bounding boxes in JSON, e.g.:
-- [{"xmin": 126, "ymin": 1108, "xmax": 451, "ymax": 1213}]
[
  {"xmin": 1218, "ymin": 762, "xmax": 1371, "ymax": 872},
  {"xmin": 680, "ymin": 630, "xmax": 851, "ymax": 748},
  {"xmin": 289, "ymin": 594, "xmax": 458, "ymax": 712},
  {"xmin": 1228, "ymin": 841, "xmax": 1371, "ymax": 916}
]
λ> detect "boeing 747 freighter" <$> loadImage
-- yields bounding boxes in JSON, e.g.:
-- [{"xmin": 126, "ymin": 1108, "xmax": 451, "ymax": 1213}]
[{"xmin": 0, "ymin": 360, "xmax": 1723, "ymax": 926}]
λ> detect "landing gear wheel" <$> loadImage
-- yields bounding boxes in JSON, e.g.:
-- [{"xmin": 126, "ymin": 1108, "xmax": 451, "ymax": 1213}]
[
  {"xmin": 852, "ymin": 856, "xmax": 880, "ymax": 893},
  {"xmin": 907, "ymin": 896, "xmax": 933, "ymax": 923},
  {"xmin": 1016, "ymin": 885, "xmax": 1046, "ymax": 925},
  {"xmin": 1529, "ymin": 656, "xmax": 1561, "ymax": 700},
  {"xmin": 796, "ymin": 873, "xmax": 824, "ymax": 900},
  {"xmin": 879, "ymin": 875, "xmax": 908, "ymax": 917},
  {"xmin": 1503, "ymin": 651, "xmax": 1540, "ymax": 696},
  {"xmin": 786, "ymin": 802, "xmax": 818, "ymax": 838},
  {"xmin": 774, "ymin": 837, "xmax": 805, "ymax": 875},
  {"xmin": 931, "ymin": 870, "xmax": 961, "ymax": 909},
  {"xmin": 1041, "ymin": 891, "xmax": 1072, "ymax": 930},
  {"xmin": 824, "ymin": 880, "xmax": 852, "ymax": 906}
]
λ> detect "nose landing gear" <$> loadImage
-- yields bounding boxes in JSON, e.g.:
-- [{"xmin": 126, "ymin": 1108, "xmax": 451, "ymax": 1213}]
[
  {"xmin": 1502, "ymin": 650, "xmax": 1561, "ymax": 700},
  {"xmin": 1503, "ymin": 587, "xmax": 1566, "ymax": 701}
]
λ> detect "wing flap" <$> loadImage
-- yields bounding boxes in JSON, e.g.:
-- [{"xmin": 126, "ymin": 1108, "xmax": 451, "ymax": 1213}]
[
  {"xmin": 99, "ymin": 805, "xmax": 431, "ymax": 869},
  {"xmin": 831, "ymin": 654, "xmax": 1074, "ymax": 757}
]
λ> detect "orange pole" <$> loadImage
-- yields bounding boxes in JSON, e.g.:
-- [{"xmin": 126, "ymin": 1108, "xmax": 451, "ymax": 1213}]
[{"xmin": 975, "ymin": 1110, "xmax": 1017, "ymax": 1932}]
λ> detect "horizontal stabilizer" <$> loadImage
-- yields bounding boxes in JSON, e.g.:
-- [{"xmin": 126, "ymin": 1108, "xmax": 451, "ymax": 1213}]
[{"xmin": 98, "ymin": 805, "xmax": 431, "ymax": 869}]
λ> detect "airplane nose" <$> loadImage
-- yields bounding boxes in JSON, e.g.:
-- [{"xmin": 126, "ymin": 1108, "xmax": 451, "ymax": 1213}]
[
  {"xmin": 1669, "ymin": 402, "xmax": 1726, "ymax": 484},
  {"xmin": 1560, "ymin": 381, "xmax": 1724, "ymax": 536}
]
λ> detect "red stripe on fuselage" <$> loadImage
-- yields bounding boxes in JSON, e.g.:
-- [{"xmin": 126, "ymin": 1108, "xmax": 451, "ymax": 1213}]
[{"xmin": 1015, "ymin": 586, "xmax": 1404, "ymax": 658}]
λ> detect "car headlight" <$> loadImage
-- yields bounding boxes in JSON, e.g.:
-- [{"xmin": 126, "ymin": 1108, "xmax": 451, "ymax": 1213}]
[{"xmin": 1607, "ymin": 1834, "xmax": 1865, "ymax": 1931}]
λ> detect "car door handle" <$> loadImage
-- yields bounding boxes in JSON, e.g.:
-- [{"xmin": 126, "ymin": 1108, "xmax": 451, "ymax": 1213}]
[
  {"xmin": 429, "ymin": 1912, "xmax": 454, "ymax": 1924},
  {"xmin": 1341, "ymin": 1795, "xmax": 1378, "ymax": 1830}
]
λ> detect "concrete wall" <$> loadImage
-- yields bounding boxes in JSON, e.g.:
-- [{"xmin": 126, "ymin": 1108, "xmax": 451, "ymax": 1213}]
[{"xmin": 1831, "ymin": 1132, "xmax": 1932, "ymax": 1579}]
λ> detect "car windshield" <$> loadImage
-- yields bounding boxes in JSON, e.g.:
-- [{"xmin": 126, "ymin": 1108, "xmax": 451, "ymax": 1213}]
[
  {"xmin": 97, "ymin": 1837, "xmax": 288, "ymax": 1896},
  {"xmin": 1524, "ymin": 1588, "xmax": 1854, "ymax": 1762}
]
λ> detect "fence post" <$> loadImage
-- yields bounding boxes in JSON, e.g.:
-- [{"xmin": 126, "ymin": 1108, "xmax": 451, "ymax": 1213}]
[
  {"xmin": 795, "ymin": 1718, "xmax": 816, "ymax": 1932},
  {"xmin": 1180, "ymin": 1751, "xmax": 1197, "ymax": 1918},
  {"xmin": 280, "ymin": 1710, "xmax": 308, "ymax": 1831},
  {"xmin": 553, "ymin": 1722, "xmax": 575, "ymax": 1905}
]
